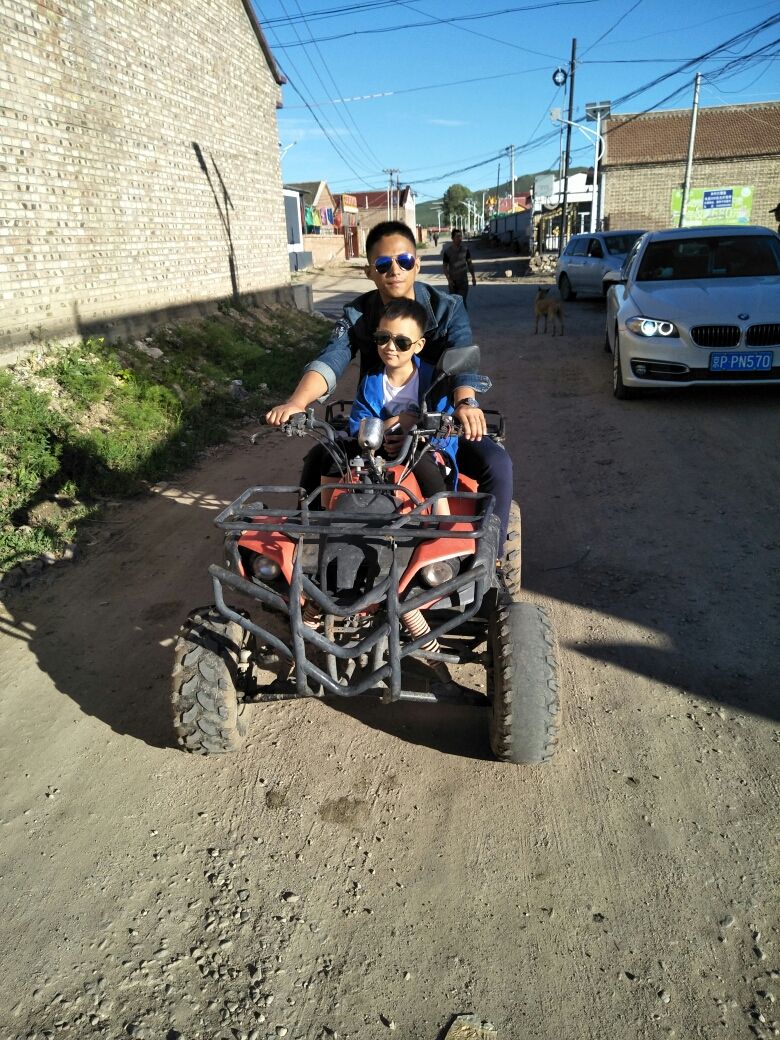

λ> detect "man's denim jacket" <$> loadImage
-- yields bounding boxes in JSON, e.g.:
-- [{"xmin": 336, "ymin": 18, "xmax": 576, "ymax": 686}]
[{"xmin": 305, "ymin": 281, "xmax": 490, "ymax": 397}]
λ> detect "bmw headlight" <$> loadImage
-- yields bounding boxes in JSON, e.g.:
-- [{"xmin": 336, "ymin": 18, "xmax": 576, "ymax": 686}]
[
  {"xmin": 420, "ymin": 560, "xmax": 455, "ymax": 588},
  {"xmin": 251, "ymin": 554, "xmax": 281, "ymax": 581},
  {"xmin": 626, "ymin": 316, "xmax": 679, "ymax": 338}
]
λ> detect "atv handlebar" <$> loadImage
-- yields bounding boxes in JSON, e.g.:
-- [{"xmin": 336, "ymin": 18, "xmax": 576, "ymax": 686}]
[{"xmin": 258, "ymin": 410, "xmax": 336, "ymax": 441}]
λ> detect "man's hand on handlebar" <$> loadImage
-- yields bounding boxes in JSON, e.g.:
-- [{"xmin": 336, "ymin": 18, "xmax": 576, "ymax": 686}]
[
  {"xmin": 455, "ymin": 402, "xmax": 487, "ymax": 441},
  {"xmin": 265, "ymin": 401, "xmax": 307, "ymax": 426}
]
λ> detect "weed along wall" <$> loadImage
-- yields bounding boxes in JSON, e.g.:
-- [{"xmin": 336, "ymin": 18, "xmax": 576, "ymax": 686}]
[{"xmin": 1, "ymin": 0, "xmax": 294, "ymax": 355}]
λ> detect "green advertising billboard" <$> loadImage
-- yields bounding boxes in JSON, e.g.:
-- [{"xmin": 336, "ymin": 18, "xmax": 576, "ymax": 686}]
[{"xmin": 671, "ymin": 185, "xmax": 754, "ymax": 226}]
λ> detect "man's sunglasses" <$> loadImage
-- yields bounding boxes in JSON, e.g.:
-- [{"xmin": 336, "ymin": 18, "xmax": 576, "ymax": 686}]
[
  {"xmin": 373, "ymin": 330, "xmax": 420, "ymax": 352},
  {"xmin": 372, "ymin": 252, "xmax": 416, "ymax": 274}
]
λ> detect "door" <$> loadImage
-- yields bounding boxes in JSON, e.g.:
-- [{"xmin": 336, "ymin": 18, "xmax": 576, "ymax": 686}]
[{"xmin": 582, "ymin": 237, "xmax": 606, "ymax": 293}]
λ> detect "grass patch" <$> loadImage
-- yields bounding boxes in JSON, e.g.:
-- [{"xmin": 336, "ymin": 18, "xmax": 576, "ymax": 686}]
[{"xmin": 0, "ymin": 304, "xmax": 330, "ymax": 573}]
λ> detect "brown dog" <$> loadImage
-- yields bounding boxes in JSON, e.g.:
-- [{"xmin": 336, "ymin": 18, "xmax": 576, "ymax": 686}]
[{"xmin": 534, "ymin": 287, "xmax": 564, "ymax": 336}]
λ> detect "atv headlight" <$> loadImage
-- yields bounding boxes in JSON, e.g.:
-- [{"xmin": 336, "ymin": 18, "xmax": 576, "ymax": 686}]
[
  {"xmin": 626, "ymin": 316, "xmax": 679, "ymax": 338},
  {"xmin": 420, "ymin": 560, "xmax": 455, "ymax": 588},
  {"xmin": 252, "ymin": 554, "xmax": 281, "ymax": 581}
]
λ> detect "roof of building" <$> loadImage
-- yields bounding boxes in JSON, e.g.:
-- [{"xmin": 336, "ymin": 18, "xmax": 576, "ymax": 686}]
[
  {"xmin": 239, "ymin": 0, "xmax": 285, "ymax": 85},
  {"xmin": 603, "ymin": 102, "xmax": 780, "ymax": 166},
  {"xmin": 286, "ymin": 181, "xmax": 323, "ymax": 198},
  {"xmin": 348, "ymin": 187, "xmax": 414, "ymax": 208}
]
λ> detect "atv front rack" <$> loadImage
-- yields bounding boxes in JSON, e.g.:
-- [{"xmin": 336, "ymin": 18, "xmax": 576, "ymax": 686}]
[
  {"xmin": 209, "ymin": 484, "xmax": 500, "ymax": 702},
  {"xmin": 213, "ymin": 483, "xmax": 495, "ymax": 541}
]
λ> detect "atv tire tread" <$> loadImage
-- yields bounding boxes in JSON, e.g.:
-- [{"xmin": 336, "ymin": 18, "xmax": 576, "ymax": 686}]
[
  {"xmin": 171, "ymin": 608, "xmax": 248, "ymax": 754},
  {"xmin": 503, "ymin": 500, "xmax": 522, "ymax": 600},
  {"xmin": 489, "ymin": 598, "xmax": 560, "ymax": 764}
]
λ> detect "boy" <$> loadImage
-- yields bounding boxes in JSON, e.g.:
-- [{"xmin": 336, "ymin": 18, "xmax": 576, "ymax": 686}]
[
  {"xmin": 266, "ymin": 220, "xmax": 512, "ymax": 549},
  {"xmin": 347, "ymin": 298, "xmax": 456, "ymax": 516}
]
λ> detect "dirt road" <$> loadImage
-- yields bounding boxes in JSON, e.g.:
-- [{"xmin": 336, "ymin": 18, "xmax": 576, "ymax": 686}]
[{"xmin": 2, "ymin": 247, "xmax": 779, "ymax": 1040}]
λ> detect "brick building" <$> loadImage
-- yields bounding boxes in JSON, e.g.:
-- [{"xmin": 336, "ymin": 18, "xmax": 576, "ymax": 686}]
[
  {"xmin": 286, "ymin": 180, "xmax": 346, "ymax": 266},
  {"xmin": 1, "ymin": 0, "xmax": 295, "ymax": 353},
  {"xmin": 601, "ymin": 102, "xmax": 780, "ymax": 232},
  {"xmin": 347, "ymin": 188, "xmax": 417, "ymax": 238}
]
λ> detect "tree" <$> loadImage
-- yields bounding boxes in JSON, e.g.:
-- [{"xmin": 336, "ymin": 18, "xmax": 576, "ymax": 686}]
[{"xmin": 442, "ymin": 183, "xmax": 473, "ymax": 226}]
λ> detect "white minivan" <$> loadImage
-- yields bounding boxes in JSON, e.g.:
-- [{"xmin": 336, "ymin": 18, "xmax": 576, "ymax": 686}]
[{"xmin": 555, "ymin": 230, "xmax": 645, "ymax": 300}]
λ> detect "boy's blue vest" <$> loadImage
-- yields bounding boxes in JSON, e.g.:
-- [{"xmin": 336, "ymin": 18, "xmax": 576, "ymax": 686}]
[{"xmin": 348, "ymin": 355, "xmax": 458, "ymax": 476}]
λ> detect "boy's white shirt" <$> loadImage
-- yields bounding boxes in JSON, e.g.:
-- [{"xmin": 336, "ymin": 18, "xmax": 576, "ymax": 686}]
[{"xmin": 381, "ymin": 367, "xmax": 419, "ymax": 416}]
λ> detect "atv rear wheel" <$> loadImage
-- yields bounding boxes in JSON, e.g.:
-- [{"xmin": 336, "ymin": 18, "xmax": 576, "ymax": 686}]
[
  {"xmin": 502, "ymin": 500, "xmax": 522, "ymax": 600},
  {"xmin": 171, "ymin": 608, "xmax": 249, "ymax": 754},
  {"xmin": 487, "ymin": 596, "xmax": 560, "ymax": 764}
]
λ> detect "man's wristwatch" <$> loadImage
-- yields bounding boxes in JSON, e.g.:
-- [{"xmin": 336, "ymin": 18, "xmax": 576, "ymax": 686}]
[{"xmin": 456, "ymin": 397, "xmax": 480, "ymax": 409}]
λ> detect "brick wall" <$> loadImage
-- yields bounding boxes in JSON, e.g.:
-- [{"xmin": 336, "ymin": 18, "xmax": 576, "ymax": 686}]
[
  {"xmin": 603, "ymin": 157, "xmax": 779, "ymax": 231},
  {"xmin": 303, "ymin": 232, "xmax": 346, "ymax": 266},
  {"xmin": 0, "ymin": 0, "xmax": 292, "ymax": 352},
  {"xmin": 357, "ymin": 202, "xmax": 418, "ymax": 241}
]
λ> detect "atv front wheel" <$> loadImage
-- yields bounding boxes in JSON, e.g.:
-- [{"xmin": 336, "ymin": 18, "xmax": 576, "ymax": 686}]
[
  {"xmin": 171, "ymin": 608, "xmax": 249, "ymax": 754},
  {"xmin": 487, "ymin": 597, "xmax": 560, "ymax": 764}
]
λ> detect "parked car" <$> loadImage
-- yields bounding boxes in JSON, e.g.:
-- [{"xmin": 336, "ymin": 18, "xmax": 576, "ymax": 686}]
[
  {"xmin": 555, "ymin": 230, "xmax": 645, "ymax": 300},
  {"xmin": 604, "ymin": 225, "xmax": 780, "ymax": 399}
]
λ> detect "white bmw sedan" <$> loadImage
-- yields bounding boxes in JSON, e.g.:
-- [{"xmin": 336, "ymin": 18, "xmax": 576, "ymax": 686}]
[{"xmin": 605, "ymin": 225, "xmax": 780, "ymax": 398}]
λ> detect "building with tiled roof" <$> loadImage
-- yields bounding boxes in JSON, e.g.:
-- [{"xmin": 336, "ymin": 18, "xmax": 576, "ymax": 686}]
[
  {"xmin": 344, "ymin": 187, "xmax": 417, "ymax": 237},
  {"xmin": 600, "ymin": 102, "xmax": 780, "ymax": 232}
]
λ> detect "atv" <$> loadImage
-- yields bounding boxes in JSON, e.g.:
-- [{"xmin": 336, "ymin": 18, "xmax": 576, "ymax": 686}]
[{"xmin": 171, "ymin": 346, "xmax": 560, "ymax": 764}]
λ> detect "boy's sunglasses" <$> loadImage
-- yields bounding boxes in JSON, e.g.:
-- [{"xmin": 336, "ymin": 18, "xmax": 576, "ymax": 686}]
[
  {"xmin": 373, "ymin": 330, "xmax": 420, "ymax": 352},
  {"xmin": 372, "ymin": 252, "xmax": 416, "ymax": 274}
]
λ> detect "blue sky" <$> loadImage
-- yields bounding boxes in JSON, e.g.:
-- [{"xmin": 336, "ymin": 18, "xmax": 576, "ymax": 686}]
[{"xmin": 253, "ymin": 0, "xmax": 780, "ymax": 206}]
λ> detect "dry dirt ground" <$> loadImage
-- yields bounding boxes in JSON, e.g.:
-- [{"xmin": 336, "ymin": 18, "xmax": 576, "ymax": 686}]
[{"xmin": 1, "ymin": 246, "xmax": 779, "ymax": 1040}]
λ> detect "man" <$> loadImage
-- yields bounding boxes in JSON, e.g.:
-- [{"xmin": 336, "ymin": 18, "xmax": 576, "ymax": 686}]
[
  {"xmin": 266, "ymin": 220, "xmax": 512, "ymax": 550},
  {"xmin": 441, "ymin": 228, "xmax": 477, "ymax": 308},
  {"xmin": 771, "ymin": 203, "xmax": 780, "ymax": 234}
]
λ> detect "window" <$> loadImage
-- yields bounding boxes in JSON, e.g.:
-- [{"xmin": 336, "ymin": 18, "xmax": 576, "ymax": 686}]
[
  {"xmin": 637, "ymin": 236, "xmax": 780, "ymax": 281},
  {"xmin": 623, "ymin": 237, "xmax": 644, "ymax": 278},
  {"xmin": 587, "ymin": 239, "xmax": 604, "ymax": 259},
  {"xmin": 568, "ymin": 237, "xmax": 588, "ymax": 256},
  {"xmin": 603, "ymin": 232, "xmax": 643, "ymax": 256}
]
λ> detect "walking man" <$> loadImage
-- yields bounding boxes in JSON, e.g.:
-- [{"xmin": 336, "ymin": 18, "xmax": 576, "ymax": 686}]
[{"xmin": 442, "ymin": 229, "xmax": 477, "ymax": 308}]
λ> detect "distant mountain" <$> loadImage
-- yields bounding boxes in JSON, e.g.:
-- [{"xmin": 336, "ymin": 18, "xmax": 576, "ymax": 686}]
[{"xmin": 415, "ymin": 168, "xmax": 587, "ymax": 227}]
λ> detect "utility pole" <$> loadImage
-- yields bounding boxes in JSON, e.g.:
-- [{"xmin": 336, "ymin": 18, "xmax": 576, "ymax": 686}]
[
  {"xmin": 558, "ymin": 37, "xmax": 577, "ymax": 256},
  {"xmin": 395, "ymin": 172, "xmax": 401, "ymax": 221},
  {"xmin": 508, "ymin": 145, "xmax": 515, "ymax": 210},
  {"xmin": 383, "ymin": 168, "xmax": 399, "ymax": 221},
  {"xmin": 679, "ymin": 73, "xmax": 701, "ymax": 228}
]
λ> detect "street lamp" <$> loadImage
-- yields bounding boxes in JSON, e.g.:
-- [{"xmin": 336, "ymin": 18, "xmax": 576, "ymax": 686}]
[
  {"xmin": 585, "ymin": 101, "xmax": 611, "ymax": 231},
  {"xmin": 550, "ymin": 109, "xmax": 607, "ymax": 233}
]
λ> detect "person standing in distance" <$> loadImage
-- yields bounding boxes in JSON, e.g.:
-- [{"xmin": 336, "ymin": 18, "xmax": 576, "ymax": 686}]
[{"xmin": 442, "ymin": 228, "xmax": 477, "ymax": 308}]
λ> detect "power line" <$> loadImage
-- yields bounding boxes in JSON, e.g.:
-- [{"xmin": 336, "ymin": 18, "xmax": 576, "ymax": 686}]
[
  {"xmin": 394, "ymin": 0, "xmax": 560, "ymax": 59},
  {"xmin": 267, "ymin": 0, "xmax": 379, "ymax": 175},
  {"xmin": 278, "ymin": 70, "xmax": 383, "ymax": 188},
  {"xmin": 609, "ymin": 12, "xmax": 780, "ymax": 111},
  {"xmin": 579, "ymin": 0, "xmax": 643, "ymax": 58},
  {"xmin": 268, "ymin": 0, "xmax": 597, "ymax": 52},
  {"xmin": 261, "ymin": 0, "xmax": 419, "ymax": 28},
  {"xmin": 283, "ymin": 64, "xmax": 551, "ymax": 109},
  {"xmin": 257, "ymin": 2, "xmax": 383, "ymax": 183},
  {"xmin": 289, "ymin": 0, "xmax": 386, "ymax": 170}
]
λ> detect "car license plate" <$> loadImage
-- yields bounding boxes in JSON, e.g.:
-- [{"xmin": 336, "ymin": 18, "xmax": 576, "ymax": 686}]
[{"xmin": 709, "ymin": 350, "xmax": 774, "ymax": 372}]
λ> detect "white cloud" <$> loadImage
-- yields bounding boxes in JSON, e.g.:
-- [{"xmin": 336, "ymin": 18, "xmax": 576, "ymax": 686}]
[{"xmin": 427, "ymin": 118, "xmax": 468, "ymax": 127}]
